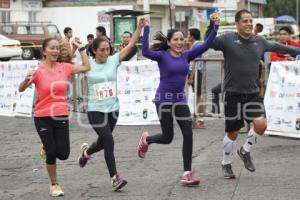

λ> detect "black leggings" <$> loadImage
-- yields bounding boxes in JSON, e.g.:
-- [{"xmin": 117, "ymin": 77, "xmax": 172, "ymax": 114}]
[
  {"xmin": 211, "ymin": 83, "xmax": 221, "ymax": 114},
  {"xmin": 34, "ymin": 116, "xmax": 70, "ymax": 165},
  {"xmin": 146, "ymin": 104, "xmax": 193, "ymax": 171},
  {"xmin": 87, "ymin": 111, "xmax": 119, "ymax": 178}
]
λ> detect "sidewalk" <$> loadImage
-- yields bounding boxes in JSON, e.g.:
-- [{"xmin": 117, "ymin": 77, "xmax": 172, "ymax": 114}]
[{"xmin": 0, "ymin": 114, "xmax": 300, "ymax": 200}]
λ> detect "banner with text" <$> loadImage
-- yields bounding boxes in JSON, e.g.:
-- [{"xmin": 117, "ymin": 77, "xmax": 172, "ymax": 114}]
[
  {"xmin": 0, "ymin": 61, "xmax": 38, "ymax": 117},
  {"xmin": 264, "ymin": 61, "xmax": 300, "ymax": 138},
  {"xmin": 117, "ymin": 59, "xmax": 160, "ymax": 125}
]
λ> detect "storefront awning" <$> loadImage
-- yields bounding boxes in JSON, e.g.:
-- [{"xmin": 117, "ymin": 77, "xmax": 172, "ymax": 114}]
[
  {"xmin": 105, "ymin": 10, "xmax": 153, "ymax": 17},
  {"xmin": 248, "ymin": 0, "xmax": 267, "ymax": 4}
]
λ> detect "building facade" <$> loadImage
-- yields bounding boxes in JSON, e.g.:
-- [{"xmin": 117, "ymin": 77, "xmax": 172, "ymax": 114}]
[
  {"xmin": 213, "ymin": 0, "xmax": 266, "ymax": 23},
  {"xmin": 0, "ymin": 0, "xmax": 266, "ymax": 43},
  {"xmin": 0, "ymin": 0, "xmax": 43, "ymax": 22}
]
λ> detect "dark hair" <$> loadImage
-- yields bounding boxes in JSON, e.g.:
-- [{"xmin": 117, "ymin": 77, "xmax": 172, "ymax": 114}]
[
  {"xmin": 279, "ymin": 26, "xmax": 293, "ymax": 35},
  {"xmin": 151, "ymin": 29, "xmax": 183, "ymax": 51},
  {"xmin": 189, "ymin": 28, "xmax": 201, "ymax": 41},
  {"xmin": 123, "ymin": 31, "xmax": 132, "ymax": 37},
  {"xmin": 63, "ymin": 27, "xmax": 72, "ymax": 34},
  {"xmin": 42, "ymin": 38, "xmax": 56, "ymax": 52},
  {"xmin": 235, "ymin": 9, "xmax": 252, "ymax": 22},
  {"xmin": 42, "ymin": 38, "xmax": 58, "ymax": 59},
  {"xmin": 89, "ymin": 36, "xmax": 110, "ymax": 58},
  {"xmin": 87, "ymin": 34, "xmax": 94, "ymax": 40},
  {"xmin": 255, "ymin": 23, "xmax": 264, "ymax": 32},
  {"xmin": 96, "ymin": 26, "xmax": 107, "ymax": 36}
]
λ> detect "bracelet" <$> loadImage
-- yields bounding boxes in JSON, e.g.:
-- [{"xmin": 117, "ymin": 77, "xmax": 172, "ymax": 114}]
[
  {"xmin": 78, "ymin": 46, "xmax": 86, "ymax": 52},
  {"xmin": 24, "ymin": 76, "xmax": 30, "ymax": 82}
]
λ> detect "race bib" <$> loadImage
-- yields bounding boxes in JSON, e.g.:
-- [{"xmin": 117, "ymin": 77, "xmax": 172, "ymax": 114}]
[{"xmin": 93, "ymin": 81, "xmax": 116, "ymax": 101}]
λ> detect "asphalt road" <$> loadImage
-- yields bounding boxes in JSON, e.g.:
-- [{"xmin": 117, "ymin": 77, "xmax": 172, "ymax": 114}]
[{"xmin": 1, "ymin": 113, "xmax": 300, "ymax": 200}]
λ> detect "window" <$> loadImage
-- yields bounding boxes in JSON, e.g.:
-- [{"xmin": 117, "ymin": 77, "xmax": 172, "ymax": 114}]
[
  {"xmin": 250, "ymin": 4, "xmax": 259, "ymax": 18},
  {"xmin": 47, "ymin": 25, "xmax": 59, "ymax": 35},
  {"xmin": 0, "ymin": 11, "xmax": 10, "ymax": 22},
  {"xmin": 17, "ymin": 26, "xmax": 28, "ymax": 34},
  {"xmin": 17, "ymin": 26, "xmax": 44, "ymax": 34},
  {"xmin": 30, "ymin": 26, "xmax": 44, "ymax": 34},
  {"xmin": 29, "ymin": 11, "xmax": 37, "ymax": 22},
  {"xmin": 2, "ymin": 25, "xmax": 13, "ymax": 35}
]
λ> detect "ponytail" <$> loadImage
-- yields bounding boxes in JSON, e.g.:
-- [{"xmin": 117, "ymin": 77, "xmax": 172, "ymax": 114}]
[
  {"xmin": 150, "ymin": 29, "xmax": 183, "ymax": 51},
  {"xmin": 150, "ymin": 31, "xmax": 169, "ymax": 51}
]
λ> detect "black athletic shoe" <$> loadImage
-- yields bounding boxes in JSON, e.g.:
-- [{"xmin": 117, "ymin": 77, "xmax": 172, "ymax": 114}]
[
  {"xmin": 237, "ymin": 147, "xmax": 256, "ymax": 172},
  {"xmin": 222, "ymin": 164, "xmax": 236, "ymax": 179}
]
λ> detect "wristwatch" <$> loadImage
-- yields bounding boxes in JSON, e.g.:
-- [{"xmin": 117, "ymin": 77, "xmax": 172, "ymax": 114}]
[{"xmin": 78, "ymin": 46, "xmax": 86, "ymax": 52}]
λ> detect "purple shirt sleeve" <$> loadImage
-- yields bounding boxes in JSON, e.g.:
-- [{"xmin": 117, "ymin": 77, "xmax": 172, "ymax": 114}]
[
  {"xmin": 142, "ymin": 26, "xmax": 162, "ymax": 61},
  {"xmin": 186, "ymin": 25, "xmax": 219, "ymax": 61}
]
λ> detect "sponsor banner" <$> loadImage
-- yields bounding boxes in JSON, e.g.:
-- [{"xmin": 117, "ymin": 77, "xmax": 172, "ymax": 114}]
[
  {"xmin": 0, "ymin": 60, "xmax": 161, "ymax": 125},
  {"xmin": 117, "ymin": 59, "xmax": 160, "ymax": 125},
  {"xmin": 0, "ymin": 61, "xmax": 38, "ymax": 117},
  {"xmin": 264, "ymin": 61, "xmax": 300, "ymax": 138}
]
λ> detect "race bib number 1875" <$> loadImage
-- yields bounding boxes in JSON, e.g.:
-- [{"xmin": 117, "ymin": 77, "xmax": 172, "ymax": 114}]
[{"xmin": 93, "ymin": 81, "xmax": 116, "ymax": 101}]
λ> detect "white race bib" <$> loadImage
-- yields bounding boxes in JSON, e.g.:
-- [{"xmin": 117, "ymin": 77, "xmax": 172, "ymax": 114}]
[{"xmin": 93, "ymin": 81, "xmax": 116, "ymax": 101}]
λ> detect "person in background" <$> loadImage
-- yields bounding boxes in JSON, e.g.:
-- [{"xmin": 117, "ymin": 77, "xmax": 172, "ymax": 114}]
[
  {"xmin": 187, "ymin": 28, "xmax": 205, "ymax": 129},
  {"xmin": 119, "ymin": 31, "xmax": 138, "ymax": 61},
  {"xmin": 96, "ymin": 26, "xmax": 107, "ymax": 38},
  {"xmin": 58, "ymin": 27, "xmax": 77, "ymax": 63},
  {"xmin": 270, "ymin": 26, "xmax": 300, "ymax": 61},
  {"xmin": 254, "ymin": 23, "xmax": 263, "ymax": 35},
  {"xmin": 85, "ymin": 34, "xmax": 94, "ymax": 56},
  {"xmin": 96, "ymin": 26, "xmax": 114, "ymax": 55},
  {"xmin": 210, "ymin": 82, "xmax": 221, "ymax": 117}
]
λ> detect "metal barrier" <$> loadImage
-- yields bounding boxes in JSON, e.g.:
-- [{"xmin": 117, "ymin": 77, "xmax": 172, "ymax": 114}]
[
  {"xmin": 69, "ymin": 58, "xmax": 226, "ymax": 116},
  {"xmin": 192, "ymin": 57, "xmax": 268, "ymax": 118},
  {"xmin": 193, "ymin": 57, "xmax": 224, "ymax": 117}
]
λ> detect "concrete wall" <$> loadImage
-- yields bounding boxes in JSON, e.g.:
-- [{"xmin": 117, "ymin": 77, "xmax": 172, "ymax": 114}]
[
  {"xmin": 213, "ymin": 0, "xmax": 238, "ymax": 23},
  {"xmin": 1, "ymin": 0, "xmax": 33, "ymax": 22},
  {"xmin": 37, "ymin": 5, "xmax": 133, "ymax": 44}
]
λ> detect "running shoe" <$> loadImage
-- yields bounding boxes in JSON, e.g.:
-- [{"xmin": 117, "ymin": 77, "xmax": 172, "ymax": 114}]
[
  {"xmin": 180, "ymin": 171, "xmax": 200, "ymax": 186},
  {"xmin": 111, "ymin": 174, "xmax": 127, "ymax": 192},
  {"xmin": 40, "ymin": 144, "xmax": 46, "ymax": 160},
  {"xmin": 222, "ymin": 164, "xmax": 236, "ymax": 179},
  {"xmin": 137, "ymin": 132, "xmax": 149, "ymax": 158},
  {"xmin": 237, "ymin": 146, "xmax": 256, "ymax": 172},
  {"xmin": 78, "ymin": 143, "xmax": 90, "ymax": 168},
  {"xmin": 49, "ymin": 184, "xmax": 64, "ymax": 197}
]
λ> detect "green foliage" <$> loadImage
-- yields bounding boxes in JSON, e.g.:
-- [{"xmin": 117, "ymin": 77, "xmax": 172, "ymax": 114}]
[
  {"xmin": 220, "ymin": 20, "xmax": 235, "ymax": 26},
  {"xmin": 264, "ymin": 0, "xmax": 300, "ymax": 24}
]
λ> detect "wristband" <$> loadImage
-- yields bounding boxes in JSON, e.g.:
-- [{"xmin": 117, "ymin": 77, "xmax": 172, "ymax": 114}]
[{"xmin": 78, "ymin": 46, "xmax": 86, "ymax": 52}]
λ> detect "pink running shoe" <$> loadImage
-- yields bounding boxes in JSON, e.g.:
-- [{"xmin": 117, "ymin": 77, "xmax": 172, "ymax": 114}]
[
  {"xmin": 180, "ymin": 171, "xmax": 200, "ymax": 186},
  {"xmin": 137, "ymin": 132, "xmax": 149, "ymax": 158},
  {"xmin": 111, "ymin": 174, "xmax": 127, "ymax": 192}
]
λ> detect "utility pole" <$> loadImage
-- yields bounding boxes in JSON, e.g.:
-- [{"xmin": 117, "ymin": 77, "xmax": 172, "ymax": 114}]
[
  {"xmin": 169, "ymin": 0, "xmax": 173, "ymax": 29},
  {"xmin": 143, "ymin": 0, "xmax": 150, "ymax": 16},
  {"xmin": 247, "ymin": 0, "xmax": 250, "ymax": 11},
  {"xmin": 297, "ymin": 0, "xmax": 299, "ymax": 26}
]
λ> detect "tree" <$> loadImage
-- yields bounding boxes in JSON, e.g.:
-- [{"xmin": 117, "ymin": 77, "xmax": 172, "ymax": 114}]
[{"xmin": 264, "ymin": 0, "xmax": 300, "ymax": 24}]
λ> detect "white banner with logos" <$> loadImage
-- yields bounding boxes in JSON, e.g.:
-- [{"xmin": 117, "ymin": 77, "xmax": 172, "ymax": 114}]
[
  {"xmin": 117, "ymin": 59, "xmax": 160, "ymax": 125},
  {"xmin": 0, "ymin": 59, "xmax": 161, "ymax": 124},
  {"xmin": 264, "ymin": 61, "xmax": 300, "ymax": 138},
  {"xmin": 0, "ymin": 61, "xmax": 38, "ymax": 117}
]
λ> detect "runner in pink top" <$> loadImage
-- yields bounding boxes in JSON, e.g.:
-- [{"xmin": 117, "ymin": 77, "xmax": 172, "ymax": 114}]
[
  {"xmin": 18, "ymin": 37, "xmax": 90, "ymax": 197},
  {"xmin": 33, "ymin": 62, "xmax": 74, "ymax": 117}
]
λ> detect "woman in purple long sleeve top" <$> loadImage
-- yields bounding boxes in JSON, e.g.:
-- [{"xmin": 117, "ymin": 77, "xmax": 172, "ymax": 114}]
[{"xmin": 137, "ymin": 15, "xmax": 220, "ymax": 186}]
